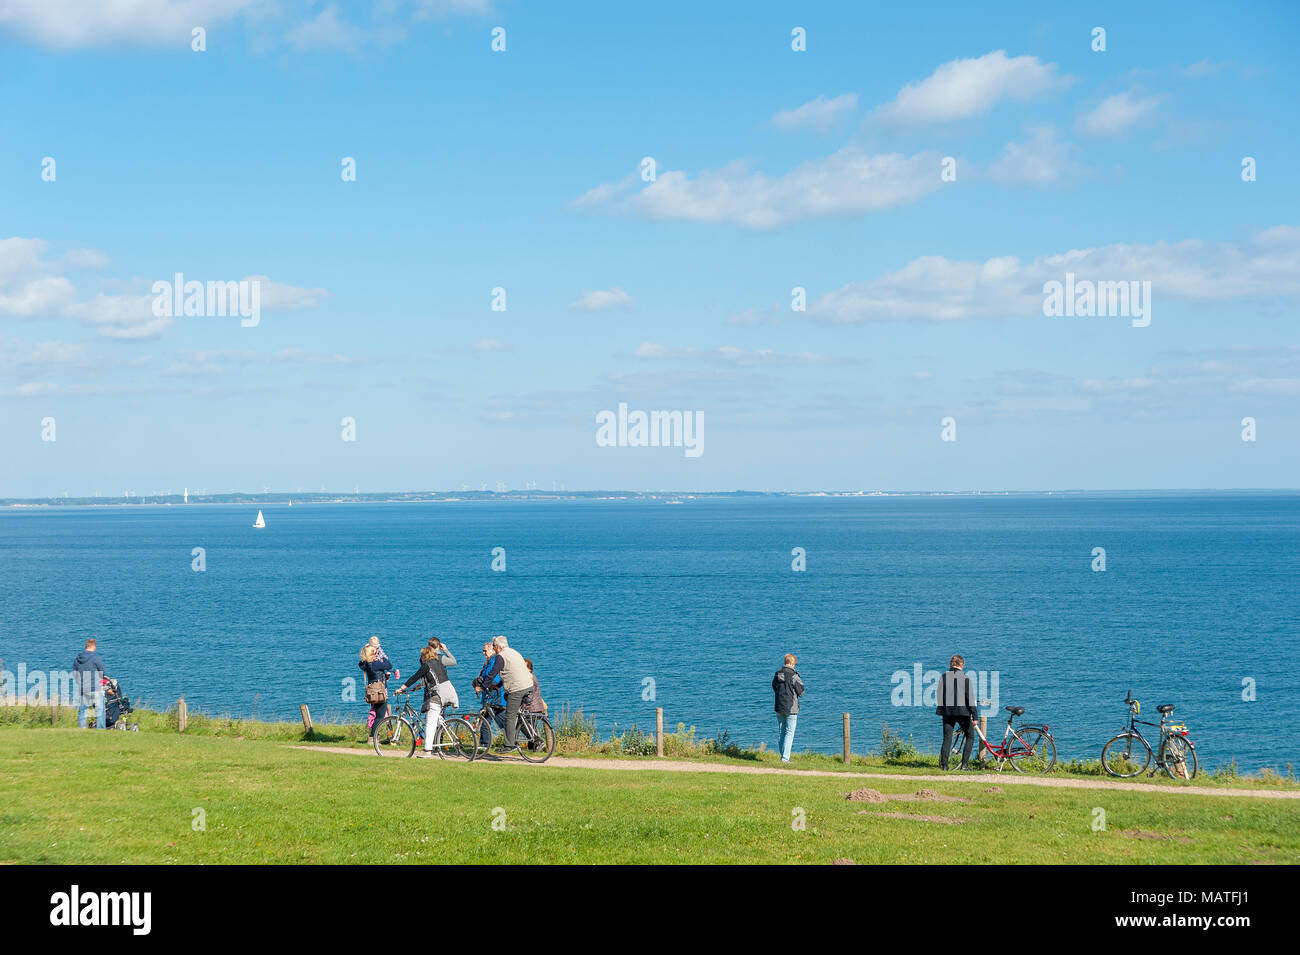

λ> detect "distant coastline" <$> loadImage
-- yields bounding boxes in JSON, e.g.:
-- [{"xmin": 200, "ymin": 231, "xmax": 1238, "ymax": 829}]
[{"xmin": 4, "ymin": 488, "xmax": 1298, "ymax": 507}]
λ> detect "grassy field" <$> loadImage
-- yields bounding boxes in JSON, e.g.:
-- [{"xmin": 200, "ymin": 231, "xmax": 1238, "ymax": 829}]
[
  {"xmin": 2, "ymin": 726, "xmax": 1298, "ymax": 864},
  {"xmin": 5, "ymin": 701, "xmax": 1296, "ymax": 789}
]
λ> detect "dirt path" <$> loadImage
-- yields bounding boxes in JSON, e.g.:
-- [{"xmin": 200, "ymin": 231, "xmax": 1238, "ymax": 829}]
[{"xmin": 288, "ymin": 746, "xmax": 1300, "ymax": 800}]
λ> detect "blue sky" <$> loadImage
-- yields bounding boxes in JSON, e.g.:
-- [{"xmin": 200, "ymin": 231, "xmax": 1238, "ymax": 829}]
[{"xmin": 1, "ymin": 0, "xmax": 1297, "ymax": 496}]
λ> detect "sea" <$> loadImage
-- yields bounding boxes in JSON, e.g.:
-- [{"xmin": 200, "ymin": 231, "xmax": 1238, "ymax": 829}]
[{"xmin": 2, "ymin": 493, "xmax": 1296, "ymax": 771}]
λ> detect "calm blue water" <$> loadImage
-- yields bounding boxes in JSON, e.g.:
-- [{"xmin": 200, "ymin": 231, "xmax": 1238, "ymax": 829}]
[{"xmin": 1, "ymin": 495, "xmax": 1296, "ymax": 771}]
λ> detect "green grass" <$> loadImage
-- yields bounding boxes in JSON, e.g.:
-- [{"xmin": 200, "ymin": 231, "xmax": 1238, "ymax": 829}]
[
  {"xmin": 6, "ymin": 702, "xmax": 1297, "ymax": 789},
  {"xmin": 2, "ymin": 726, "xmax": 1297, "ymax": 864}
]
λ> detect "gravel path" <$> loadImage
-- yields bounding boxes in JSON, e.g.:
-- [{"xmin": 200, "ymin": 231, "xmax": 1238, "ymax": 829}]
[{"xmin": 288, "ymin": 746, "xmax": 1300, "ymax": 800}]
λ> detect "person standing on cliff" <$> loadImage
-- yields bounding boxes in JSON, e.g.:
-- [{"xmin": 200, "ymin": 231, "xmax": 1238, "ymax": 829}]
[
  {"xmin": 937, "ymin": 654, "xmax": 979, "ymax": 770},
  {"xmin": 772, "ymin": 654, "xmax": 804, "ymax": 763}
]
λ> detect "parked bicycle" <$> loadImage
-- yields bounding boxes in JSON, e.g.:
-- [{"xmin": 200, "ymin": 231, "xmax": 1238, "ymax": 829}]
[
  {"xmin": 1100, "ymin": 691, "xmax": 1198, "ymax": 780},
  {"xmin": 466, "ymin": 698, "xmax": 555, "ymax": 763},
  {"xmin": 373, "ymin": 692, "xmax": 478, "ymax": 760},
  {"xmin": 949, "ymin": 702, "xmax": 1056, "ymax": 773}
]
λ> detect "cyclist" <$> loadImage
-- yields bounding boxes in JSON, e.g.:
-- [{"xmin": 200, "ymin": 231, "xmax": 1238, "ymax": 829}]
[
  {"xmin": 393, "ymin": 645, "xmax": 455, "ymax": 758},
  {"xmin": 472, "ymin": 642, "xmax": 506, "ymax": 749},
  {"xmin": 493, "ymin": 636, "xmax": 531, "ymax": 753}
]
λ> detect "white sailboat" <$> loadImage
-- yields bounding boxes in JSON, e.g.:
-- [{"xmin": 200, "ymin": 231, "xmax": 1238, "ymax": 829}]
[{"xmin": 253, "ymin": 509, "xmax": 266, "ymax": 528}]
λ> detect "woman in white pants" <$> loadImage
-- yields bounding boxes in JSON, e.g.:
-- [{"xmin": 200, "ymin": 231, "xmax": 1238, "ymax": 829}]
[{"xmin": 394, "ymin": 641, "xmax": 457, "ymax": 757}]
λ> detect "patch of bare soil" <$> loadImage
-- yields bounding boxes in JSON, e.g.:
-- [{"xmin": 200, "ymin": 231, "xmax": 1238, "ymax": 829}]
[
  {"xmin": 894, "ymin": 788, "xmax": 971, "ymax": 804},
  {"xmin": 860, "ymin": 810, "xmax": 965, "ymax": 824},
  {"xmin": 844, "ymin": 787, "xmax": 971, "ymax": 804},
  {"xmin": 844, "ymin": 788, "xmax": 888, "ymax": 803},
  {"xmin": 984, "ymin": 786, "xmax": 1004, "ymax": 794},
  {"xmin": 1120, "ymin": 829, "xmax": 1194, "ymax": 844},
  {"xmin": 830, "ymin": 858, "xmax": 857, "ymax": 865}
]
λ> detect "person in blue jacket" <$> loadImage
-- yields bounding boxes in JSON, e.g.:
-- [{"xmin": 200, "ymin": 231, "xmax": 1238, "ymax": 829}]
[
  {"xmin": 73, "ymin": 638, "xmax": 106, "ymax": 729},
  {"xmin": 471, "ymin": 641, "xmax": 506, "ymax": 748}
]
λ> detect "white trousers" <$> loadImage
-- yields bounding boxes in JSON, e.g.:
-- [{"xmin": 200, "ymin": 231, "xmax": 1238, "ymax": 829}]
[{"xmin": 423, "ymin": 703, "xmax": 443, "ymax": 752}]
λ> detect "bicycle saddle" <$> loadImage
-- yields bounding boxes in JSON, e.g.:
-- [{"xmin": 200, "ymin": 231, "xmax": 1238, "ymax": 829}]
[
  {"xmin": 1157, "ymin": 704, "xmax": 1175, "ymax": 714},
  {"xmin": 1005, "ymin": 705, "xmax": 1025, "ymax": 716}
]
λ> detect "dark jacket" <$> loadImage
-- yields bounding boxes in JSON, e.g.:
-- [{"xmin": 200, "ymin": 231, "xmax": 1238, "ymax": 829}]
[
  {"xmin": 772, "ymin": 666, "xmax": 804, "ymax": 715},
  {"xmin": 72, "ymin": 650, "xmax": 105, "ymax": 700},
  {"xmin": 398, "ymin": 649, "xmax": 456, "ymax": 712},
  {"xmin": 935, "ymin": 667, "xmax": 979, "ymax": 719},
  {"xmin": 359, "ymin": 657, "xmax": 393, "ymax": 691}
]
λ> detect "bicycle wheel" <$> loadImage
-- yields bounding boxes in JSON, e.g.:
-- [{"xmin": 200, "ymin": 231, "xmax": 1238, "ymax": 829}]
[
  {"xmin": 1101, "ymin": 732, "xmax": 1151, "ymax": 777},
  {"xmin": 441, "ymin": 717, "xmax": 480, "ymax": 761},
  {"xmin": 373, "ymin": 716, "xmax": 416, "ymax": 757},
  {"xmin": 1008, "ymin": 726, "xmax": 1056, "ymax": 774},
  {"xmin": 516, "ymin": 714, "xmax": 555, "ymax": 763},
  {"xmin": 948, "ymin": 727, "xmax": 970, "ymax": 767},
  {"xmin": 1158, "ymin": 735, "xmax": 1198, "ymax": 780}
]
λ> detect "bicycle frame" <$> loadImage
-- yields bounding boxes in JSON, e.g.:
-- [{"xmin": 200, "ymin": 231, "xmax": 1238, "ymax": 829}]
[
  {"xmin": 1113, "ymin": 697, "xmax": 1196, "ymax": 770},
  {"xmin": 388, "ymin": 695, "xmax": 460, "ymax": 751},
  {"xmin": 970, "ymin": 717, "xmax": 1044, "ymax": 762},
  {"xmin": 470, "ymin": 703, "xmax": 539, "ymax": 746}
]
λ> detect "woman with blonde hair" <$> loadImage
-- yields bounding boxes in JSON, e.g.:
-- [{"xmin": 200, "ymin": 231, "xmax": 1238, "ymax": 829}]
[{"xmin": 359, "ymin": 643, "xmax": 393, "ymax": 736}]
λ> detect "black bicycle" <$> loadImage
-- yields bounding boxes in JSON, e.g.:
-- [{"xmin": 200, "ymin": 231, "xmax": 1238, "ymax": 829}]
[
  {"xmin": 467, "ymin": 698, "xmax": 555, "ymax": 763},
  {"xmin": 373, "ymin": 692, "xmax": 478, "ymax": 760},
  {"xmin": 1100, "ymin": 690, "xmax": 1198, "ymax": 780}
]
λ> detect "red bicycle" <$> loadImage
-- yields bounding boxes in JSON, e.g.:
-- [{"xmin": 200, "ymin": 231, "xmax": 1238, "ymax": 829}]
[{"xmin": 950, "ymin": 703, "xmax": 1057, "ymax": 773}]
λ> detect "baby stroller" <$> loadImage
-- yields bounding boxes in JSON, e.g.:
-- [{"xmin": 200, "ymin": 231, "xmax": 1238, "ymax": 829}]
[{"xmin": 103, "ymin": 677, "xmax": 139, "ymax": 731}]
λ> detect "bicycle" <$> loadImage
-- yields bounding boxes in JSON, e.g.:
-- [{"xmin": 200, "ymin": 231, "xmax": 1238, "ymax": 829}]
[
  {"xmin": 466, "ymin": 697, "xmax": 555, "ymax": 763},
  {"xmin": 1100, "ymin": 690, "xmax": 1198, "ymax": 780},
  {"xmin": 949, "ymin": 703, "xmax": 1057, "ymax": 773},
  {"xmin": 372, "ymin": 691, "xmax": 479, "ymax": 760}
]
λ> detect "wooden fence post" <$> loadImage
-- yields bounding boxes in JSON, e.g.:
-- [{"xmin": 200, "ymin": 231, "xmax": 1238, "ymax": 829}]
[
  {"xmin": 842, "ymin": 712, "xmax": 850, "ymax": 764},
  {"xmin": 177, "ymin": 697, "xmax": 188, "ymax": 733},
  {"xmin": 51, "ymin": 686, "xmax": 58, "ymax": 726},
  {"xmin": 300, "ymin": 704, "xmax": 313, "ymax": 735},
  {"xmin": 655, "ymin": 707, "xmax": 664, "ymax": 757},
  {"xmin": 977, "ymin": 715, "xmax": 988, "ymax": 761}
]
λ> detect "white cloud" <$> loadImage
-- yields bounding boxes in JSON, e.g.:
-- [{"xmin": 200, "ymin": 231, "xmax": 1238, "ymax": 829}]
[
  {"xmin": 0, "ymin": 236, "xmax": 329, "ymax": 339},
  {"xmin": 770, "ymin": 94, "xmax": 858, "ymax": 133},
  {"xmin": 570, "ymin": 287, "xmax": 634, "ymax": 311},
  {"xmin": 577, "ymin": 147, "xmax": 944, "ymax": 229},
  {"xmin": 245, "ymin": 275, "xmax": 330, "ymax": 310},
  {"xmin": 1183, "ymin": 59, "xmax": 1229, "ymax": 78},
  {"xmin": 61, "ymin": 248, "xmax": 111, "ymax": 269},
  {"xmin": 724, "ymin": 307, "xmax": 780, "ymax": 327},
  {"xmin": 470, "ymin": 337, "xmax": 513, "ymax": 352},
  {"xmin": 872, "ymin": 50, "xmax": 1072, "ymax": 125},
  {"xmin": 1077, "ymin": 90, "xmax": 1164, "ymax": 137},
  {"xmin": 0, "ymin": 0, "xmax": 254, "ymax": 48},
  {"xmin": 0, "ymin": 238, "xmax": 81, "ymax": 317},
  {"xmin": 808, "ymin": 226, "xmax": 1300, "ymax": 324},
  {"xmin": 988, "ymin": 124, "xmax": 1081, "ymax": 185},
  {"xmin": 633, "ymin": 343, "xmax": 848, "ymax": 367},
  {"xmin": 415, "ymin": 0, "xmax": 495, "ymax": 18},
  {"xmin": 285, "ymin": 6, "xmax": 368, "ymax": 52}
]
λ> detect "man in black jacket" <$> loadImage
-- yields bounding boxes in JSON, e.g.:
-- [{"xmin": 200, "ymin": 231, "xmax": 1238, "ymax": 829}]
[
  {"xmin": 936, "ymin": 654, "xmax": 978, "ymax": 770},
  {"xmin": 771, "ymin": 654, "xmax": 804, "ymax": 763}
]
